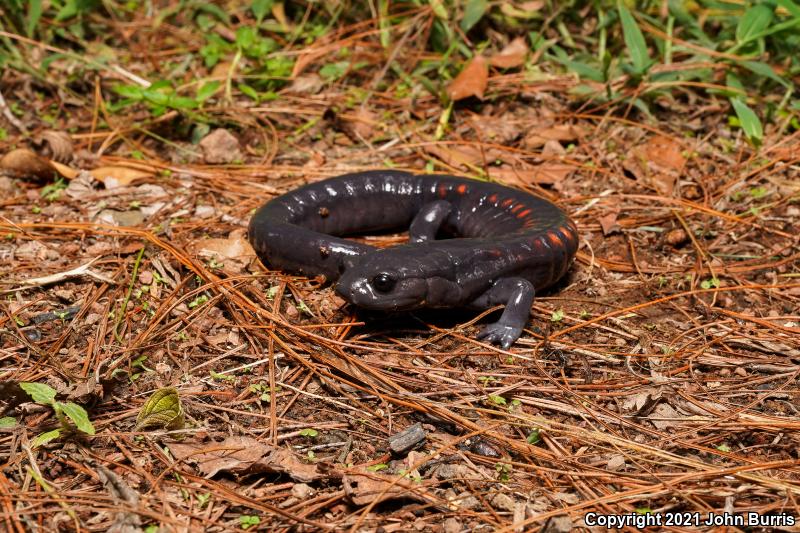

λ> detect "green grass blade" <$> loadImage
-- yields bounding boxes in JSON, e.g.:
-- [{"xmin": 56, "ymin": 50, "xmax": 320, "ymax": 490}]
[
  {"xmin": 617, "ymin": 1, "xmax": 650, "ymax": 75},
  {"xmin": 730, "ymin": 97, "xmax": 763, "ymax": 144},
  {"xmin": 736, "ymin": 4, "xmax": 774, "ymax": 45}
]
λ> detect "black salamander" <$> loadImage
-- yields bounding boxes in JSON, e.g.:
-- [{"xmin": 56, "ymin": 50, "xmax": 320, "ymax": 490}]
[{"xmin": 248, "ymin": 170, "xmax": 578, "ymax": 348}]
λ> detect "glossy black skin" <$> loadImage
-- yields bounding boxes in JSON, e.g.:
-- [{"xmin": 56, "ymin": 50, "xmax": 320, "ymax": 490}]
[{"xmin": 248, "ymin": 170, "xmax": 579, "ymax": 348}]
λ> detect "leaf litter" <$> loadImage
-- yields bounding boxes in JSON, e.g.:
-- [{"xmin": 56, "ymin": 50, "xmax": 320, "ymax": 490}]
[{"xmin": 1, "ymin": 5, "xmax": 799, "ymax": 533}]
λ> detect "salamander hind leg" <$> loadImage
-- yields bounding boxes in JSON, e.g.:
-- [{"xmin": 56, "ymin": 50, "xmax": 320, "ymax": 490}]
[
  {"xmin": 472, "ymin": 278, "xmax": 535, "ymax": 349},
  {"xmin": 409, "ymin": 201, "xmax": 452, "ymax": 243}
]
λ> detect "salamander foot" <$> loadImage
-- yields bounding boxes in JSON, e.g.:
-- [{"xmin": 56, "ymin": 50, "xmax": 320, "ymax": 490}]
[{"xmin": 477, "ymin": 322, "xmax": 523, "ymax": 349}]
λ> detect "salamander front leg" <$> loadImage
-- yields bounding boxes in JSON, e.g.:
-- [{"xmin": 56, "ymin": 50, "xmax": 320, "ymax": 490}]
[
  {"xmin": 409, "ymin": 201, "xmax": 452, "ymax": 243},
  {"xmin": 472, "ymin": 278, "xmax": 535, "ymax": 349}
]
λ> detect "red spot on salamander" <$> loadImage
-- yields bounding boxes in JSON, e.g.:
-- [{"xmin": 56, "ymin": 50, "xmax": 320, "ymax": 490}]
[
  {"xmin": 516, "ymin": 208, "xmax": 532, "ymax": 219},
  {"xmin": 546, "ymin": 231, "xmax": 563, "ymax": 247},
  {"xmin": 511, "ymin": 204, "xmax": 524, "ymax": 213},
  {"xmin": 488, "ymin": 194, "xmax": 498, "ymax": 203},
  {"xmin": 438, "ymin": 184, "xmax": 447, "ymax": 198},
  {"xmin": 456, "ymin": 184, "xmax": 468, "ymax": 195},
  {"xmin": 502, "ymin": 198, "xmax": 514, "ymax": 207}
]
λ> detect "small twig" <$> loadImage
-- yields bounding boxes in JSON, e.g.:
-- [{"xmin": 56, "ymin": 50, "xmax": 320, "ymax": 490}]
[
  {"xmin": 4, "ymin": 257, "xmax": 115, "ymax": 292},
  {"xmin": 0, "ymin": 87, "xmax": 26, "ymax": 132}
]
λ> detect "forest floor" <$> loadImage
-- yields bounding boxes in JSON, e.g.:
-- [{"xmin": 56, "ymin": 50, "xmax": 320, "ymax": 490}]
[{"xmin": 1, "ymin": 5, "xmax": 800, "ymax": 533}]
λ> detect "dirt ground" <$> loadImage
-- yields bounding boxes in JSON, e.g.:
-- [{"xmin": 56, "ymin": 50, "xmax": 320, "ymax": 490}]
[{"xmin": 2, "ymin": 11, "xmax": 800, "ymax": 533}]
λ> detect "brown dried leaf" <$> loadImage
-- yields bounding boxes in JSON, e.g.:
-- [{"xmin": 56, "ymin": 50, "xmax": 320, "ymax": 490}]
[
  {"xmin": 1, "ymin": 149, "xmax": 57, "ymax": 181},
  {"xmin": 169, "ymin": 436, "xmax": 324, "ymax": 483},
  {"xmin": 642, "ymin": 136, "xmax": 685, "ymax": 172},
  {"xmin": 425, "ymin": 144, "xmax": 484, "ymax": 167},
  {"xmin": 490, "ymin": 162, "xmax": 574, "ymax": 186},
  {"xmin": 447, "ymin": 55, "xmax": 488, "ymax": 101},
  {"xmin": 39, "ymin": 130, "xmax": 74, "ymax": 162},
  {"xmin": 597, "ymin": 210, "xmax": 620, "ymax": 236},
  {"xmin": 523, "ymin": 125, "xmax": 584, "ymax": 149},
  {"xmin": 90, "ymin": 166, "xmax": 152, "ymax": 188},
  {"xmin": 489, "ymin": 37, "xmax": 529, "ymax": 69},
  {"xmin": 343, "ymin": 468, "xmax": 426, "ymax": 506}
]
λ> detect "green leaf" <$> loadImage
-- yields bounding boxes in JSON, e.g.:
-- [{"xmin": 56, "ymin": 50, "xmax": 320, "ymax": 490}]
[
  {"xmin": 736, "ymin": 4, "xmax": 774, "ymax": 45},
  {"xmin": 299, "ymin": 428, "xmax": 318, "ymax": 438},
  {"xmin": 196, "ymin": 81, "xmax": 221, "ymax": 101},
  {"xmin": 618, "ymin": 1, "xmax": 650, "ymax": 74},
  {"xmin": 26, "ymin": 0, "xmax": 43, "ymax": 37},
  {"xmin": 0, "ymin": 416, "xmax": 16, "ymax": 428},
  {"xmin": 460, "ymin": 0, "xmax": 488, "ymax": 32},
  {"xmin": 238, "ymin": 84, "xmax": 259, "ymax": 101},
  {"xmin": 59, "ymin": 402, "xmax": 95, "ymax": 435},
  {"xmin": 236, "ymin": 26, "xmax": 256, "ymax": 50},
  {"xmin": 20, "ymin": 382, "xmax": 57, "ymax": 405},
  {"xmin": 526, "ymin": 429, "xmax": 541, "ymax": 444},
  {"xmin": 31, "ymin": 429, "xmax": 61, "ymax": 448},
  {"xmin": 739, "ymin": 61, "xmax": 791, "ymax": 88},
  {"xmin": 730, "ymin": 97, "xmax": 763, "ymax": 144},
  {"xmin": 366, "ymin": 463, "xmax": 388, "ymax": 472},
  {"xmin": 113, "ymin": 85, "xmax": 144, "ymax": 99},
  {"xmin": 551, "ymin": 309, "xmax": 565, "ymax": 322},
  {"xmin": 239, "ymin": 515, "xmax": 260, "ymax": 529},
  {"xmin": 135, "ymin": 387, "xmax": 185, "ymax": 431},
  {"xmin": 319, "ymin": 61, "xmax": 350, "ymax": 81},
  {"xmin": 488, "ymin": 395, "xmax": 507, "ymax": 406},
  {"xmin": 251, "ymin": 0, "xmax": 274, "ymax": 23},
  {"xmin": 775, "ymin": 0, "xmax": 800, "ymax": 18}
]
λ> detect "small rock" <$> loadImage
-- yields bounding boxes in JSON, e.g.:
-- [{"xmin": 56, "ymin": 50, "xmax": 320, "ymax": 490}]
[
  {"xmin": 544, "ymin": 515, "xmax": 573, "ymax": 533},
  {"xmin": 388, "ymin": 423, "xmax": 426, "ymax": 455},
  {"xmin": 291, "ymin": 483, "xmax": 314, "ymax": 499},
  {"xmin": 450, "ymin": 492, "xmax": 480, "ymax": 511},
  {"xmin": 194, "ymin": 205, "xmax": 215, "ymax": 219},
  {"xmin": 138, "ymin": 270, "xmax": 153, "ymax": 284},
  {"xmin": 199, "ymin": 129, "xmax": 242, "ymax": 164},
  {"xmin": 490, "ymin": 492, "xmax": 516, "ymax": 512},
  {"xmin": 442, "ymin": 518, "xmax": 461, "ymax": 533},
  {"xmin": 97, "ymin": 209, "xmax": 144, "ymax": 227}
]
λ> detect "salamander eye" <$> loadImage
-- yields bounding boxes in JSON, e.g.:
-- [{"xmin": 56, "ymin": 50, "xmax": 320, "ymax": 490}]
[{"xmin": 371, "ymin": 273, "xmax": 396, "ymax": 293}]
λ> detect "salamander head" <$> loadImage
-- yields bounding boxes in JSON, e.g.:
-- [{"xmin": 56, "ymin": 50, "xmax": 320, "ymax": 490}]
[{"xmin": 335, "ymin": 250, "xmax": 429, "ymax": 311}]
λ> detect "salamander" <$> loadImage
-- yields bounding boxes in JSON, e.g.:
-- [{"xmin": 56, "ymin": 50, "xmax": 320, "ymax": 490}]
[{"xmin": 248, "ymin": 170, "xmax": 578, "ymax": 348}]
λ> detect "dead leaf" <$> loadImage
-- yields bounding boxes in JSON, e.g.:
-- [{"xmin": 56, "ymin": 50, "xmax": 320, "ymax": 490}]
[
  {"xmin": 642, "ymin": 136, "xmax": 685, "ymax": 172},
  {"xmin": 626, "ymin": 136, "xmax": 686, "ymax": 196},
  {"xmin": 523, "ymin": 125, "xmax": 584, "ymax": 149},
  {"xmin": 0, "ymin": 149, "xmax": 57, "ymax": 181},
  {"xmin": 425, "ymin": 144, "xmax": 484, "ymax": 167},
  {"xmin": 199, "ymin": 128, "xmax": 243, "ymax": 164},
  {"xmin": 168, "ymin": 436, "xmax": 325, "ymax": 483},
  {"xmin": 489, "ymin": 37, "xmax": 529, "ymax": 69},
  {"xmin": 447, "ymin": 55, "xmax": 488, "ymax": 101},
  {"xmin": 597, "ymin": 210, "xmax": 620, "ymax": 236},
  {"xmin": 194, "ymin": 234, "xmax": 255, "ymax": 260},
  {"xmin": 490, "ymin": 162, "xmax": 574, "ymax": 186},
  {"xmin": 647, "ymin": 402, "xmax": 683, "ymax": 430},
  {"xmin": 340, "ymin": 107, "xmax": 379, "ymax": 141},
  {"xmin": 470, "ymin": 116, "xmax": 522, "ymax": 144},
  {"xmin": 51, "ymin": 161, "xmax": 79, "ymax": 180},
  {"xmin": 38, "ymin": 130, "xmax": 74, "ymax": 162},
  {"xmin": 343, "ymin": 468, "xmax": 426, "ymax": 506},
  {"xmin": 90, "ymin": 166, "xmax": 152, "ymax": 188}
]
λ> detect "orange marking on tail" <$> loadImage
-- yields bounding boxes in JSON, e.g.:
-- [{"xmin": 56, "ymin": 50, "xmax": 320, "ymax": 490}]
[
  {"xmin": 516, "ymin": 209, "xmax": 532, "ymax": 219},
  {"xmin": 488, "ymin": 194, "xmax": 498, "ymax": 203},
  {"xmin": 456, "ymin": 184, "xmax": 467, "ymax": 195},
  {"xmin": 438, "ymin": 184, "xmax": 447, "ymax": 198},
  {"xmin": 546, "ymin": 231, "xmax": 563, "ymax": 247},
  {"xmin": 511, "ymin": 204, "xmax": 524, "ymax": 213},
  {"xmin": 502, "ymin": 198, "xmax": 514, "ymax": 207}
]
